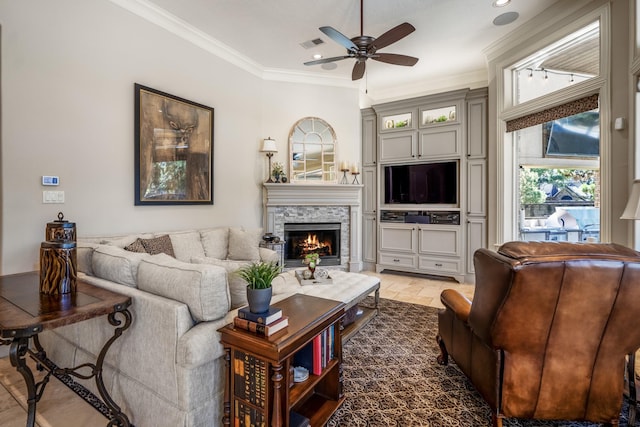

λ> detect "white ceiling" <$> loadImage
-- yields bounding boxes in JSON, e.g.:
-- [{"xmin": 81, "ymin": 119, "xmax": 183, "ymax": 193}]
[{"xmin": 142, "ymin": 0, "xmax": 560, "ymax": 101}]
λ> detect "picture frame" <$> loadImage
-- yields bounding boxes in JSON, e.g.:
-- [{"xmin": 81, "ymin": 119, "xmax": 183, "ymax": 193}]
[{"xmin": 134, "ymin": 83, "xmax": 214, "ymax": 205}]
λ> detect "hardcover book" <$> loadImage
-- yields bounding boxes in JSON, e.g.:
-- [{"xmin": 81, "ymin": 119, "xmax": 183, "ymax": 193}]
[
  {"xmin": 237, "ymin": 306, "xmax": 282, "ymax": 324},
  {"xmin": 234, "ymin": 316, "xmax": 289, "ymax": 336}
]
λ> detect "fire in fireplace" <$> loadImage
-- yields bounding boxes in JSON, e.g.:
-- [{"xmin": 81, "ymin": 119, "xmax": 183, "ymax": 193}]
[{"xmin": 284, "ymin": 223, "xmax": 341, "ymax": 266}]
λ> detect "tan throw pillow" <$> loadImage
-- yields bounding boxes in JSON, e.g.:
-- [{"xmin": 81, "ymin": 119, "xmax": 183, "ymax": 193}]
[
  {"xmin": 124, "ymin": 238, "xmax": 147, "ymax": 253},
  {"xmin": 200, "ymin": 228, "xmax": 229, "ymax": 259},
  {"xmin": 192, "ymin": 257, "xmax": 251, "ymax": 309},
  {"xmin": 140, "ymin": 235, "xmax": 175, "ymax": 257},
  {"xmin": 227, "ymin": 228, "xmax": 262, "ymax": 261}
]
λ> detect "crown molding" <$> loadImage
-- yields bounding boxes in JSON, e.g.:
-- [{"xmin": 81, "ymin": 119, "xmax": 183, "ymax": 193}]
[
  {"xmin": 366, "ymin": 69, "xmax": 488, "ymax": 104},
  {"xmin": 109, "ymin": 0, "xmax": 358, "ymax": 89}
]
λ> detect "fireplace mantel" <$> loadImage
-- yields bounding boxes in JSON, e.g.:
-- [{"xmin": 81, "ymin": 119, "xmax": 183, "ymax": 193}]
[
  {"xmin": 263, "ymin": 183, "xmax": 363, "ymax": 272},
  {"xmin": 263, "ymin": 183, "xmax": 363, "ymax": 207}
]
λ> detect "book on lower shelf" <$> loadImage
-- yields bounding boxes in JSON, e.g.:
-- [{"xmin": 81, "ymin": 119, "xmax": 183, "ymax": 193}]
[
  {"xmin": 289, "ymin": 411, "xmax": 311, "ymax": 427},
  {"xmin": 234, "ymin": 315, "xmax": 289, "ymax": 336},
  {"xmin": 237, "ymin": 306, "xmax": 282, "ymax": 324}
]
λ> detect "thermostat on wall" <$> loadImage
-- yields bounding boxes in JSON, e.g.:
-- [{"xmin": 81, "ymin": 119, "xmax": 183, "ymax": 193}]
[{"xmin": 42, "ymin": 176, "xmax": 59, "ymax": 186}]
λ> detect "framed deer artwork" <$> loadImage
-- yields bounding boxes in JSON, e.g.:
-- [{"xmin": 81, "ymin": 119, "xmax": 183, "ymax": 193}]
[{"xmin": 134, "ymin": 83, "xmax": 214, "ymax": 205}]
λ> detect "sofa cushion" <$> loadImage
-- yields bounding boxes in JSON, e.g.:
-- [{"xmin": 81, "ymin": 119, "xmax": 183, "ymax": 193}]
[
  {"xmin": 77, "ymin": 242, "xmax": 99, "ymax": 276},
  {"xmin": 91, "ymin": 245, "xmax": 151, "ymax": 287},
  {"xmin": 140, "ymin": 234, "xmax": 175, "ymax": 257},
  {"xmin": 191, "ymin": 257, "xmax": 251, "ymax": 309},
  {"xmin": 169, "ymin": 231, "xmax": 206, "ymax": 262},
  {"xmin": 137, "ymin": 254, "xmax": 230, "ymax": 322},
  {"xmin": 228, "ymin": 228, "xmax": 262, "ymax": 261},
  {"xmin": 200, "ymin": 228, "xmax": 229, "ymax": 260}
]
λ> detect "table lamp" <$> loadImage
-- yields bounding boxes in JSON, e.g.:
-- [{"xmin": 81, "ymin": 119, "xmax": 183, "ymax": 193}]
[
  {"xmin": 621, "ymin": 179, "xmax": 640, "ymax": 220},
  {"xmin": 261, "ymin": 137, "xmax": 278, "ymax": 183}
]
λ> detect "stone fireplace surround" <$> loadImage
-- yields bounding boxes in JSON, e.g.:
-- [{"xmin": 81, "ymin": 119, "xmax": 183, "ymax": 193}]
[{"xmin": 263, "ymin": 183, "xmax": 363, "ymax": 272}]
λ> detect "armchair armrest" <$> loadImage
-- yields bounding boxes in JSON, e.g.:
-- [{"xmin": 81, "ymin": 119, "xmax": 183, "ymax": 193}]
[{"xmin": 440, "ymin": 289, "xmax": 471, "ymax": 323}]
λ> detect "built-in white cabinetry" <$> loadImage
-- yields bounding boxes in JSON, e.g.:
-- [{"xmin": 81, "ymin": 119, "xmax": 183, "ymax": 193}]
[
  {"xmin": 361, "ymin": 108, "xmax": 377, "ymax": 268},
  {"xmin": 362, "ymin": 88, "xmax": 487, "ymax": 282},
  {"xmin": 362, "ymin": 109, "xmax": 377, "ymax": 166},
  {"xmin": 465, "ymin": 89, "xmax": 488, "ymax": 276}
]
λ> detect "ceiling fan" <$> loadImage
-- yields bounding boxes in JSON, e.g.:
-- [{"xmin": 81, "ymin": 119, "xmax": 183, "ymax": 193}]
[{"xmin": 304, "ymin": 0, "xmax": 419, "ymax": 81}]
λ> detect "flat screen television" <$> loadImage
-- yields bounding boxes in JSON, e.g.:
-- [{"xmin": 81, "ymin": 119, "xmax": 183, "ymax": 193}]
[{"xmin": 384, "ymin": 161, "xmax": 458, "ymax": 205}]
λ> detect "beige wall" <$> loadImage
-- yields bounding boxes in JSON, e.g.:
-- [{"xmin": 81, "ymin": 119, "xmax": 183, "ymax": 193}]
[{"xmin": 0, "ymin": 0, "xmax": 360, "ymax": 274}]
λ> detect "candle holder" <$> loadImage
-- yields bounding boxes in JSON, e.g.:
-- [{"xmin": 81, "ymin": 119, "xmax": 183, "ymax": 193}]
[
  {"xmin": 340, "ymin": 168, "xmax": 350, "ymax": 184},
  {"xmin": 351, "ymin": 172, "xmax": 360, "ymax": 185}
]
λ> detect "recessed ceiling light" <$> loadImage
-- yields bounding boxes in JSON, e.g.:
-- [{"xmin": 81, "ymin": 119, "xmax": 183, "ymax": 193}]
[
  {"xmin": 493, "ymin": 0, "xmax": 511, "ymax": 7},
  {"xmin": 313, "ymin": 53, "xmax": 322, "ymax": 60},
  {"xmin": 493, "ymin": 11, "xmax": 519, "ymax": 26}
]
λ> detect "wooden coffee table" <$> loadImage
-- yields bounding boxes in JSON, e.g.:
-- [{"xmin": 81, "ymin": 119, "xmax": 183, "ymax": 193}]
[{"xmin": 0, "ymin": 271, "xmax": 133, "ymax": 427}]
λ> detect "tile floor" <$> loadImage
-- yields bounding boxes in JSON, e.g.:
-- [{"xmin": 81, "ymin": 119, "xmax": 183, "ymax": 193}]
[{"xmin": 0, "ymin": 270, "xmax": 467, "ymax": 426}]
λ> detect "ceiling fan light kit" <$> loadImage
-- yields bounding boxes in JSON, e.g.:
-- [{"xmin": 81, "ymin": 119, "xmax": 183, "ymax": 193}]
[{"xmin": 304, "ymin": 0, "xmax": 419, "ymax": 81}]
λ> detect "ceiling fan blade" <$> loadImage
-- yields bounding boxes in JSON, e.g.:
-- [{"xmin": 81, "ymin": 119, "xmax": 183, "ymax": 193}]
[
  {"xmin": 352, "ymin": 60, "xmax": 366, "ymax": 81},
  {"xmin": 370, "ymin": 22, "xmax": 416, "ymax": 51},
  {"xmin": 304, "ymin": 55, "xmax": 351, "ymax": 66},
  {"xmin": 320, "ymin": 26, "xmax": 358, "ymax": 52},
  {"xmin": 373, "ymin": 53, "xmax": 419, "ymax": 66}
]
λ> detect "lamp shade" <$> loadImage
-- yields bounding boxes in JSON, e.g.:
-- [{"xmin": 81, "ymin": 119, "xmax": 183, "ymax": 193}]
[
  {"xmin": 621, "ymin": 179, "xmax": 640, "ymax": 219},
  {"xmin": 261, "ymin": 138, "xmax": 277, "ymax": 153}
]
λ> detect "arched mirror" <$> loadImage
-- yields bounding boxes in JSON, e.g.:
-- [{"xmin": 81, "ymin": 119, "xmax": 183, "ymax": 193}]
[{"xmin": 289, "ymin": 117, "xmax": 337, "ymax": 182}]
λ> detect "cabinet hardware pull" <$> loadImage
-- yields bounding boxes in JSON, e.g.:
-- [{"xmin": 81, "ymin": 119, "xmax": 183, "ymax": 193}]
[
  {"xmin": 393, "ymin": 259, "xmax": 400, "ymax": 262},
  {"xmin": 435, "ymin": 263, "xmax": 443, "ymax": 267}
]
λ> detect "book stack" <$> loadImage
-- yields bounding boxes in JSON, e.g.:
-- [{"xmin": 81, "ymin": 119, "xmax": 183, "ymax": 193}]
[
  {"xmin": 234, "ymin": 306, "xmax": 289, "ymax": 337},
  {"xmin": 293, "ymin": 324, "xmax": 336, "ymax": 376}
]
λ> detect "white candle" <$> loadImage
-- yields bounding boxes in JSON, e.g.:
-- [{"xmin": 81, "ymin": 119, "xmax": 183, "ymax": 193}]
[
  {"xmin": 352, "ymin": 163, "xmax": 359, "ymax": 174},
  {"xmin": 340, "ymin": 161, "xmax": 348, "ymax": 171}
]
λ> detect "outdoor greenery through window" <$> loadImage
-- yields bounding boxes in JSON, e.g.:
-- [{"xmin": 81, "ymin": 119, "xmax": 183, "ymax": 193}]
[{"xmin": 517, "ymin": 109, "xmax": 600, "ymax": 242}]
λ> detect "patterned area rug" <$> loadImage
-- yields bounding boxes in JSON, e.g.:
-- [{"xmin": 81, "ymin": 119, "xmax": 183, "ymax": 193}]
[{"xmin": 327, "ymin": 297, "xmax": 637, "ymax": 427}]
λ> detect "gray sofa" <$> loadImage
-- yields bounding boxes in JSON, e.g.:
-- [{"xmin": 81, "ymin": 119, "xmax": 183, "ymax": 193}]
[{"xmin": 37, "ymin": 227, "xmax": 379, "ymax": 427}]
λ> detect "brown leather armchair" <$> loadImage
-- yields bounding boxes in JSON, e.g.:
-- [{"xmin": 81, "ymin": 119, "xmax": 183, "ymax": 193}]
[{"xmin": 436, "ymin": 241, "xmax": 640, "ymax": 427}]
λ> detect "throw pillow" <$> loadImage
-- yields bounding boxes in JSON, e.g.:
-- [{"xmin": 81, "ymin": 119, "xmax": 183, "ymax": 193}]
[
  {"xmin": 227, "ymin": 228, "xmax": 262, "ymax": 261},
  {"xmin": 169, "ymin": 231, "xmax": 206, "ymax": 262},
  {"xmin": 91, "ymin": 245, "xmax": 150, "ymax": 287},
  {"xmin": 140, "ymin": 235, "xmax": 175, "ymax": 257},
  {"xmin": 191, "ymin": 257, "xmax": 251, "ymax": 309},
  {"xmin": 137, "ymin": 254, "xmax": 230, "ymax": 322},
  {"xmin": 200, "ymin": 228, "xmax": 229, "ymax": 259},
  {"xmin": 124, "ymin": 238, "xmax": 147, "ymax": 253}
]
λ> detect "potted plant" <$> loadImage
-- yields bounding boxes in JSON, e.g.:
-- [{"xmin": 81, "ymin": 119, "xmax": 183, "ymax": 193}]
[
  {"xmin": 237, "ymin": 261, "xmax": 281, "ymax": 313},
  {"xmin": 272, "ymin": 162, "xmax": 284, "ymax": 183},
  {"xmin": 302, "ymin": 253, "xmax": 321, "ymax": 278}
]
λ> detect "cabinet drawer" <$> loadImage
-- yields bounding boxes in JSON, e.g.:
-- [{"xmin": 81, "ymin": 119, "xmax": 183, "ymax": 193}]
[
  {"xmin": 418, "ymin": 257, "xmax": 460, "ymax": 274},
  {"xmin": 379, "ymin": 252, "xmax": 416, "ymax": 268}
]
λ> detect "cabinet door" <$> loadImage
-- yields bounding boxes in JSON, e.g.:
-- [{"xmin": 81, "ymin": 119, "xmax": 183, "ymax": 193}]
[
  {"xmin": 379, "ymin": 224, "xmax": 416, "ymax": 253},
  {"xmin": 362, "ymin": 166, "xmax": 376, "ymax": 214},
  {"xmin": 362, "ymin": 110, "xmax": 377, "ymax": 166},
  {"xmin": 379, "ymin": 131, "xmax": 416, "ymax": 162},
  {"xmin": 466, "ymin": 159, "xmax": 486, "ymax": 216},
  {"xmin": 466, "ymin": 218, "xmax": 486, "ymax": 274},
  {"xmin": 467, "ymin": 97, "xmax": 487, "ymax": 158},
  {"xmin": 419, "ymin": 126, "xmax": 461, "ymax": 158},
  {"xmin": 363, "ymin": 214, "xmax": 377, "ymax": 263},
  {"xmin": 417, "ymin": 226, "xmax": 461, "ymax": 257}
]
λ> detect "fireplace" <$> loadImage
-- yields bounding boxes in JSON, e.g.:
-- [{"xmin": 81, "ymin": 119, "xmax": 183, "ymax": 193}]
[{"xmin": 284, "ymin": 222, "xmax": 341, "ymax": 267}]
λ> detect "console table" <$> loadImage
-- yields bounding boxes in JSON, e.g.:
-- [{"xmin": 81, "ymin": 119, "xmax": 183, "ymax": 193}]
[
  {"xmin": 0, "ymin": 271, "xmax": 133, "ymax": 427},
  {"xmin": 220, "ymin": 294, "xmax": 345, "ymax": 427}
]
